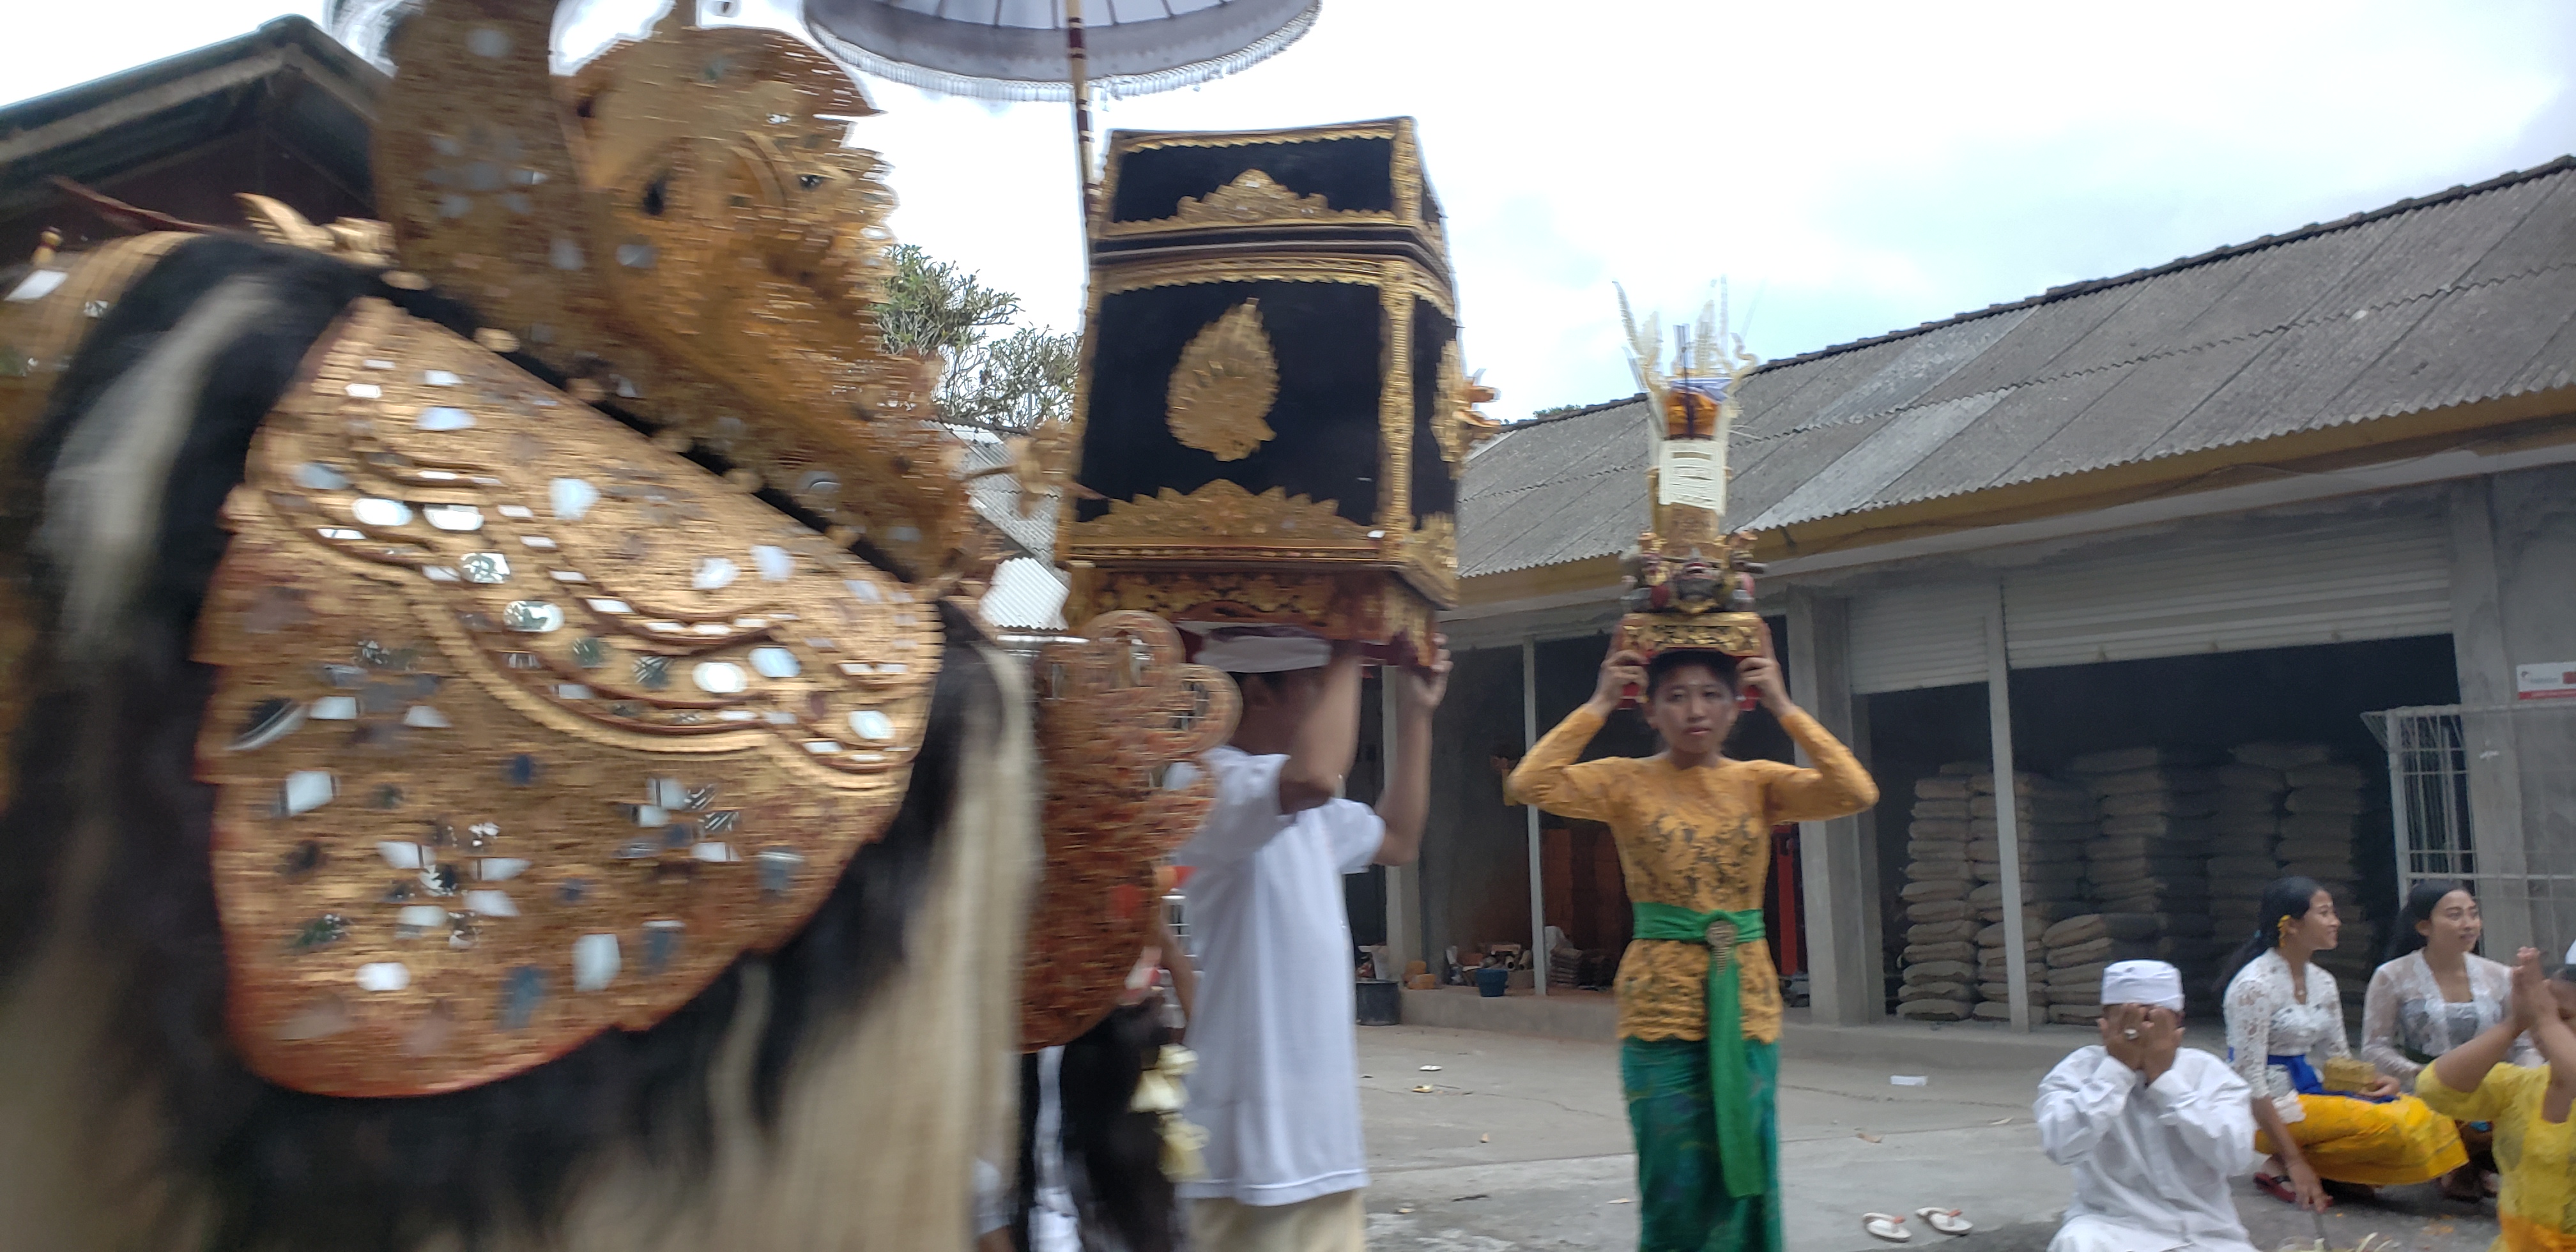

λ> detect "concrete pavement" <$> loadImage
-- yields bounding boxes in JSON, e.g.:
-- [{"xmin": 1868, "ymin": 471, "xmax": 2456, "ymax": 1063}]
[{"xmin": 1354, "ymin": 1025, "xmax": 2500, "ymax": 1252}]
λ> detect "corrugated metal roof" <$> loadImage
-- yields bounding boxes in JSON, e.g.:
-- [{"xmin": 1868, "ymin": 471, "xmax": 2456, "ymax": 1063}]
[
  {"xmin": 956, "ymin": 436, "xmax": 1059, "ymax": 561},
  {"xmin": 1457, "ymin": 397, "xmax": 1651, "ymax": 577},
  {"xmin": 979, "ymin": 557, "xmax": 1068, "ymax": 632},
  {"xmin": 1460, "ymin": 157, "xmax": 2576, "ymax": 570}
]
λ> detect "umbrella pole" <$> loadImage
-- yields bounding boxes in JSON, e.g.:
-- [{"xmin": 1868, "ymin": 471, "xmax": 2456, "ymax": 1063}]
[{"xmin": 1066, "ymin": 0, "xmax": 1097, "ymax": 227}]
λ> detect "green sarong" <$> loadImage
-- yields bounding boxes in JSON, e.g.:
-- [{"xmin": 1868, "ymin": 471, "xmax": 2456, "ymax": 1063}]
[
  {"xmin": 1629, "ymin": 902, "xmax": 1766, "ymax": 1198},
  {"xmin": 1622, "ymin": 1036, "xmax": 1781, "ymax": 1252}
]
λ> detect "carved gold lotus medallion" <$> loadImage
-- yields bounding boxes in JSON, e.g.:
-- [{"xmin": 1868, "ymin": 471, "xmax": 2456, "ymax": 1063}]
[{"xmin": 1165, "ymin": 300, "xmax": 1280, "ymax": 462}]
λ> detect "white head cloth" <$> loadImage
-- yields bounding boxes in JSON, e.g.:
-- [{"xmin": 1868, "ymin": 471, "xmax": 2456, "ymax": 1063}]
[
  {"xmin": 2564, "ymin": 940, "xmax": 2576, "ymax": 966},
  {"xmin": 1193, "ymin": 628, "xmax": 1331, "ymax": 675},
  {"xmin": 2100, "ymin": 960, "xmax": 2185, "ymax": 1012}
]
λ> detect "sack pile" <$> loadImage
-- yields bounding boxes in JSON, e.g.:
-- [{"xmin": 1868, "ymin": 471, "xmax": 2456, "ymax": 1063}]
[
  {"xmin": 2063, "ymin": 747, "xmax": 2225, "ymax": 1017},
  {"xmin": 1897, "ymin": 765, "xmax": 1982, "ymax": 1021},
  {"xmin": 2207, "ymin": 749, "xmax": 2292, "ymax": 945},
  {"xmin": 2273, "ymin": 746, "xmax": 2377, "ymax": 1011},
  {"xmin": 1966, "ymin": 770, "xmax": 2094, "ymax": 1022}
]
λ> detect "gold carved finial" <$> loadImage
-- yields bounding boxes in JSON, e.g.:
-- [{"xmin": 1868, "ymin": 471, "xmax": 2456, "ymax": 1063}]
[
  {"xmin": 1166, "ymin": 299, "xmax": 1279, "ymax": 462},
  {"xmin": 236, "ymin": 194, "xmax": 397, "ymax": 268},
  {"xmin": 1172, "ymin": 169, "xmax": 1331, "ymax": 225},
  {"xmin": 32, "ymin": 230, "xmax": 61, "ymax": 268},
  {"xmin": 1432, "ymin": 340, "xmax": 1501, "ymax": 464}
]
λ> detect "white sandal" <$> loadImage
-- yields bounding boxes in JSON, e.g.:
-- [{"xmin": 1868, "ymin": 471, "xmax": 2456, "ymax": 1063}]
[
  {"xmin": 1917, "ymin": 1208, "xmax": 1974, "ymax": 1236},
  {"xmin": 1865, "ymin": 1214, "xmax": 1914, "ymax": 1243}
]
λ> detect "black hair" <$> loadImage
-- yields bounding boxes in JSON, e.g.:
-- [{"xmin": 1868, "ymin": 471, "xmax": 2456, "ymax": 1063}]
[
  {"xmin": 0, "ymin": 234, "xmax": 991, "ymax": 1250},
  {"xmin": 2384, "ymin": 880, "xmax": 2474, "ymax": 964},
  {"xmin": 2215, "ymin": 876, "xmax": 2329, "ymax": 997},
  {"xmin": 1011, "ymin": 1002, "xmax": 1177, "ymax": 1252},
  {"xmin": 1644, "ymin": 650, "xmax": 1740, "ymax": 700}
]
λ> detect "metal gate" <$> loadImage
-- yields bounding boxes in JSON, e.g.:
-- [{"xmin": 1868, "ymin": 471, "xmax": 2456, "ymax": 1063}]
[{"xmin": 2369, "ymin": 701, "xmax": 2576, "ymax": 959}]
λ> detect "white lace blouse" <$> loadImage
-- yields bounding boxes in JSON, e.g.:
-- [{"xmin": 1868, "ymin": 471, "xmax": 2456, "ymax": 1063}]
[
  {"xmin": 2222, "ymin": 950, "xmax": 2348, "ymax": 1122},
  {"xmin": 2361, "ymin": 951, "xmax": 2538, "ymax": 1090}
]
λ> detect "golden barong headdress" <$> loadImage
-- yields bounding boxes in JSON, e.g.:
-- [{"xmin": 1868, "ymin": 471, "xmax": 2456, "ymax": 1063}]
[
  {"xmin": 1612, "ymin": 284, "xmax": 1767, "ymax": 668},
  {"xmin": 0, "ymin": 0, "xmax": 1227, "ymax": 1097},
  {"xmin": 367, "ymin": 0, "xmax": 969, "ymax": 583}
]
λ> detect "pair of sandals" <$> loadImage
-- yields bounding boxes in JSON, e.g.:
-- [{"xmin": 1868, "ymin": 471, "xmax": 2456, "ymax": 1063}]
[{"xmin": 1864, "ymin": 1209, "xmax": 1974, "ymax": 1242}]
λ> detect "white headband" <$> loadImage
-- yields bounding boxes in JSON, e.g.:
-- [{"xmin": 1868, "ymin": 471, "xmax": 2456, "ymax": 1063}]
[
  {"xmin": 1194, "ymin": 630, "xmax": 1332, "ymax": 675},
  {"xmin": 2100, "ymin": 960, "xmax": 2185, "ymax": 1012}
]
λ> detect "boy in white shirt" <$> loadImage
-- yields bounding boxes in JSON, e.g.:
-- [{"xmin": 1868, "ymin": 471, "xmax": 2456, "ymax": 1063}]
[{"xmin": 1173, "ymin": 628, "xmax": 1448, "ymax": 1252}]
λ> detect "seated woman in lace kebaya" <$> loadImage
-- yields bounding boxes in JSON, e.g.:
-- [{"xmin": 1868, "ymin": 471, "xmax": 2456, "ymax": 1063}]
[
  {"xmin": 2363, "ymin": 880, "xmax": 2537, "ymax": 1200},
  {"xmin": 2221, "ymin": 877, "xmax": 2466, "ymax": 1210}
]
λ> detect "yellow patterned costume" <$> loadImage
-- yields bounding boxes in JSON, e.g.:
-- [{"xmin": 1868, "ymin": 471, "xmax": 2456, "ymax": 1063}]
[
  {"xmin": 2419, "ymin": 1061, "xmax": 2576, "ymax": 1252},
  {"xmin": 1507, "ymin": 705, "xmax": 1876, "ymax": 1043}
]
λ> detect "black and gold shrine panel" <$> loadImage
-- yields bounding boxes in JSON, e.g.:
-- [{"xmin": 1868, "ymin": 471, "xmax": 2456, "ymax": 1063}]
[
  {"xmin": 1077, "ymin": 279, "xmax": 1388, "ymax": 533},
  {"xmin": 1068, "ymin": 119, "xmax": 1472, "ymax": 661},
  {"xmin": 1091, "ymin": 119, "xmax": 1443, "ymax": 261}
]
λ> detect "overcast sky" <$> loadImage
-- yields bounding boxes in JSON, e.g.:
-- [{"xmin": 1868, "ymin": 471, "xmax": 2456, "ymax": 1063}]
[{"xmin": 12, "ymin": 1, "xmax": 2572, "ymax": 419}]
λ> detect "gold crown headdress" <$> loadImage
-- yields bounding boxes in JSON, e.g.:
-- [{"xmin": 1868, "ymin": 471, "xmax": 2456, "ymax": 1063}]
[
  {"xmin": 1612, "ymin": 283, "xmax": 1766, "ymax": 663},
  {"xmin": 362, "ymin": 1, "xmax": 970, "ymax": 581}
]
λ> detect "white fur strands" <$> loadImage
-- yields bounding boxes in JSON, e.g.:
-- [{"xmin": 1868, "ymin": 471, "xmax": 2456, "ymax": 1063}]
[{"xmin": 34, "ymin": 275, "xmax": 282, "ymax": 657}]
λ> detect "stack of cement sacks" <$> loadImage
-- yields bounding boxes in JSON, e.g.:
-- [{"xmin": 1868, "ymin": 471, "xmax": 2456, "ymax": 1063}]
[
  {"xmin": 1967, "ymin": 771, "xmax": 2096, "ymax": 1022},
  {"xmin": 2055, "ymin": 749, "xmax": 2224, "ymax": 1020},
  {"xmin": 2204, "ymin": 743, "xmax": 2379, "ymax": 1018},
  {"xmin": 2276, "ymin": 747, "xmax": 2377, "ymax": 1014},
  {"xmin": 1897, "ymin": 764, "xmax": 1982, "ymax": 1021},
  {"xmin": 2207, "ymin": 749, "xmax": 2292, "ymax": 948}
]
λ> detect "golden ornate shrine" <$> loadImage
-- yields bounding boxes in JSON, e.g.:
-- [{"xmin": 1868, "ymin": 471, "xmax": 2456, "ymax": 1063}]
[{"xmin": 1063, "ymin": 119, "xmax": 1494, "ymax": 663}]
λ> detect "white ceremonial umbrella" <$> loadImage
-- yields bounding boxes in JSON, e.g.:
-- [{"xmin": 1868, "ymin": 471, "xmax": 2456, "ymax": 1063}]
[{"xmin": 799, "ymin": 0, "xmax": 1319, "ymax": 220}]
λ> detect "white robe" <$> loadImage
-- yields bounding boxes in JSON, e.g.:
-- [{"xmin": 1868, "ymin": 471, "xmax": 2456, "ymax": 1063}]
[{"xmin": 2034, "ymin": 1046, "xmax": 2260, "ymax": 1252}]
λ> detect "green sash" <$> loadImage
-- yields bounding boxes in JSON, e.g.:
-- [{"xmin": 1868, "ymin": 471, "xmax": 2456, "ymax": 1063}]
[{"xmin": 1631, "ymin": 901, "xmax": 1768, "ymax": 1199}]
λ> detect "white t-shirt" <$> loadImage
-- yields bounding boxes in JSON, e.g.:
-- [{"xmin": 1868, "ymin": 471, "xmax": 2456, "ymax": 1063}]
[{"xmin": 1170, "ymin": 745, "xmax": 1384, "ymax": 1207}]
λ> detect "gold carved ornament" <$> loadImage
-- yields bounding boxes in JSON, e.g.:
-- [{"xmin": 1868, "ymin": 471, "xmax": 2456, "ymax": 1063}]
[
  {"xmin": 1402, "ymin": 514, "xmax": 1458, "ymax": 606},
  {"xmin": 1021, "ymin": 613, "xmax": 1237, "ymax": 1050},
  {"xmin": 240, "ymin": 195, "xmax": 398, "ymax": 269},
  {"xmin": 1165, "ymin": 300, "xmax": 1279, "ymax": 462},
  {"xmin": 1169, "ymin": 169, "xmax": 1332, "ymax": 226},
  {"xmin": 371, "ymin": 1, "xmax": 971, "ymax": 581},
  {"xmin": 1091, "ymin": 120, "xmax": 1427, "ymax": 240},
  {"xmin": 203, "ymin": 298, "xmax": 940, "ymax": 1097},
  {"xmin": 1431, "ymin": 339, "xmax": 1501, "ymax": 469},
  {"xmin": 1068, "ymin": 480, "xmax": 1374, "ymax": 560},
  {"xmin": 1618, "ymin": 611, "xmax": 1766, "ymax": 660},
  {"xmin": 1067, "ymin": 570, "xmax": 1443, "ymax": 669}
]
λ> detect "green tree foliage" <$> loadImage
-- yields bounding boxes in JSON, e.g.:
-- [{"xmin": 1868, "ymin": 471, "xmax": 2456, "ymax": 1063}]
[{"xmin": 875, "ymin": 243, "xmax": 1077, "ymax": 436}]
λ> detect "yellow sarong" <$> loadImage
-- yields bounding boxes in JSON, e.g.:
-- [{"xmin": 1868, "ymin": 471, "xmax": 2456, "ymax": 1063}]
[{"xmin": 2254, "ymin": 1092, "xmax": 2467, "ymax": 1187}]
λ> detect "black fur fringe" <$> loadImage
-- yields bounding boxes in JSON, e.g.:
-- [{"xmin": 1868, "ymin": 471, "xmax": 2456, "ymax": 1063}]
[{"xmin": 1012, "ymin": 1003, "xmax": 1180, "ymax": 1252}]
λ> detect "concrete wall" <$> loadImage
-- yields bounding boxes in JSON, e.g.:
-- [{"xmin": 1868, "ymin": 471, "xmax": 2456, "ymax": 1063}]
[
  {"xmin": 2451, "ymin": 467, "xmax": 2576, "ymax": 956},
  {"xmin": 1786, "ymin": 592, "xmax": 1886, "ymax": 1026}
]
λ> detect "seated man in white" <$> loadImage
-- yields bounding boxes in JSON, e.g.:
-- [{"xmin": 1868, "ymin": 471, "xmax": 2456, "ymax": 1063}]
[{"xmin": 2035, "ymin": 961, "xmax": 2259, "ymax": 1252}]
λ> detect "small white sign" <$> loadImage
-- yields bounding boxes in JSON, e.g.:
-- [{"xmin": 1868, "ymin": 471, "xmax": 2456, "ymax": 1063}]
[{"xmin": 2517, "ymin": 662, "xmax": 2576, "ymax": 701}]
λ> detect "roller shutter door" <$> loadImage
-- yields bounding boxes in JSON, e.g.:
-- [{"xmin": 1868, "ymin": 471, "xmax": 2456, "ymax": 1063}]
[
  {"xmin": 2002, "ymin": 514, "xmax": 2449, "ymax": 669},
  {"xmin": 1850, "ymin": 582, "xmax": 1991, "ymax": 693}
]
